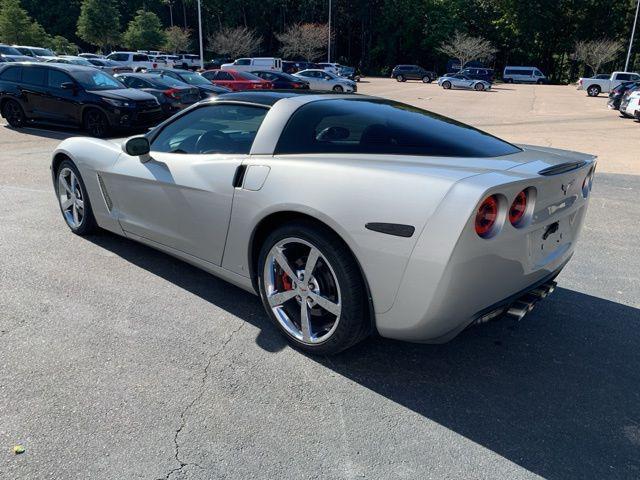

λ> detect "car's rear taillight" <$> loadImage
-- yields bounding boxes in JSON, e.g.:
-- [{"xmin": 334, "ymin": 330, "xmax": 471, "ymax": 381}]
[
  {"xmin": 582, "ymin": 168, "xmax": 595, "ymax": 197},
  {"xmin": 475, "ymin": 195, "xmax": 499, "ymax": 237},
  {"xmin": 509, "ymin": 190, "xmax": 528, "ymax": 226},
  {"xmin": 164, "ymin": 88, "xmax": 180, "ymax": 99}
]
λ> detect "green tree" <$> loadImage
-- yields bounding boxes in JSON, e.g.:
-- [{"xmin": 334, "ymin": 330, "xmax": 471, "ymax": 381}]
[
  {"xmin": 49, "ymin": 35, "xmax": 79, "ymax": 55},
  {"xmin": 27, "ymin": 21, "xmax": 52, "ymax": 46},
  {"xmin": 77, "ymin": 0, "xmax": 121, "ymax": 51},
  {"xmin": 0, "ymin": 0, "xmax": 35, "ymax": 44},
  {"xmin": 123, "ymin": 10, "xmax": 166, "ymax": 51},
  {"xmin": 164, "ymin": 26, "xmax": 190, "ymax": 53}
]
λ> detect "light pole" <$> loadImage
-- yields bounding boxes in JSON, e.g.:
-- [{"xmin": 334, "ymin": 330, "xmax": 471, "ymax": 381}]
[
  {"xmin": 327, "ymin": 0, "xmax": 332, "ymax": 63},
  {"xmin": 625, "ymin": 0, "xmax": 640, "ymax": 71},
  {"xmin": 197, "ymin": 0, "xmax": 204, "ymax": 69}
]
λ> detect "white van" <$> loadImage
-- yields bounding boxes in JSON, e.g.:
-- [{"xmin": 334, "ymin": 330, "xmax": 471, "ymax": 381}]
[
  {"xmin": 503, "ymin": 66, "xmax": 547, "ymax": 84},
  {"xmin": 221, "ymin": 58, "xmax": 282, "ymax": 72}
]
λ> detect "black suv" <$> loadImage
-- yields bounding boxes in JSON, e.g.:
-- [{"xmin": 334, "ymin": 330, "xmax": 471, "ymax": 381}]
[
  {"xmin": 391, "ymin": 65, "xmax": 436, "ymax": 83},
  {"xmin": 0, "ymin": 63, "xmax": 163, "ymax": 137},
  {"xmin": 459, "ymin": 67, "xmax": 494, "ymax": 83}
]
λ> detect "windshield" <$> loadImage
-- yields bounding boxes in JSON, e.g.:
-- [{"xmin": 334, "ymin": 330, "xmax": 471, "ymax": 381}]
[
  {"xmin": 74, "ymin": 70, "xmax": 125, "ymax": 90},
  {"xmin": 154, "ymin": 75, "xmax": 188, "ymax": 87},
  {"xmin": 177, "ymin": 72, "xmax": 210, "ymax": 85},
  {"xmin": 66, "ymin": 57, "xmax": 93, "ymax": 66},
  {"xmin": 237, "ymin": 71, "xmax": 262, "ymax": 81},
  {"xmin": 0, "ymin": 46, "xmax": 22, "ymax": 55},
  {"xmin": 32, "ymin": 48, "xmax": 54, "ymax": 56}
]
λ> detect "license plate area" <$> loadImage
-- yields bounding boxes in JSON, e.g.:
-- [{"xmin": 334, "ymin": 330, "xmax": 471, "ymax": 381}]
[{"xmin": 528, "ymin": 217, "xmax": 573, "ymax": 269}]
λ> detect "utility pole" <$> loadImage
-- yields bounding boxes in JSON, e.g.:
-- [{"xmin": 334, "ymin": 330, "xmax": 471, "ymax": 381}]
[
  {"xmin": 625, "ymin": 0, "xmax": 640, "ymax": 71},
  {"xmin": 327, "ymin": 0, "xmax": 332, "ymax": 63},
  {"xmin": 197, "ymin": 0, "xmax": 204, "ymax": 69}
]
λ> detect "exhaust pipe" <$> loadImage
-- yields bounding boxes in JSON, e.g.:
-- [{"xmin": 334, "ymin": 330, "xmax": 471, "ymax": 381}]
[{"xmin": 506, "ymin": 300, "xmax": 535, "ymax": 320}]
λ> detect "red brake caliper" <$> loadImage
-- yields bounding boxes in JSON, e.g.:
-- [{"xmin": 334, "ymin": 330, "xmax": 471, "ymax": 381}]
[{"xmin": 280, "ymin": 271, "xmax": 293, "ymax": 291}]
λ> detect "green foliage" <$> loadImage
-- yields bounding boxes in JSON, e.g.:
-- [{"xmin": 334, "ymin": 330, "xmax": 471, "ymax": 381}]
[
  {"xmin": 164, "ymin": 26, "xmax": 190, "ymax": 53},
  {"xmin": 76, "ymin": 0, "xmax": 120, "ymax": 50},
  {"xmin": 50, "ymin": 35, "xmax": 79, "ymax": 55},
  {"xmin": 123, "ymin": 10, "xmax": 166, "ymax": 51},
  {"xmin": 0, "ymin": 0, "xmax": 35, "ymax": 44}
]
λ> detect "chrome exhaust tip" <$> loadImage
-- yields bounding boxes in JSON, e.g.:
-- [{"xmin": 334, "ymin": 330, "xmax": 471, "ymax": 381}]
[{"xmin": 506, "ymin": 306, "xmax": 528, "ymax": 321}]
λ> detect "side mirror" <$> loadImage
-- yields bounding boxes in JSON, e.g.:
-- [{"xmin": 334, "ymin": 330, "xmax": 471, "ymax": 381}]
[{"xmin": 123, "ymin": 135, "xmax": 151, "ymax": 161}]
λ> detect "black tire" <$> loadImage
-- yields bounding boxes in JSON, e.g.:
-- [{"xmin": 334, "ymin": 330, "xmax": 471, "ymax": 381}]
[
  {"xmin": 442, "ymin": 81, "xmax": 452, "ymax": 89},
  {"xmin": 587, "ymin": 85, "xmax": 601, "ymax": 97},
  {"xmin": 422, "ymin": 75, "xmax": 432, "ymax": 83},
  {"xmin": 332, "ymin": 85, "xmax": 344, "ymax": 93},
  {"xmin": 506, "ymin": 78, "xmax": 513, "ymax": 84},
  {"xmin": 2, "ymin": 99, "xmax": 26, "ymax": 128},
  {"xmin": 257, "ymin": 221, "xmax": 370, "ymax": 355},
  {"xmin": 396, "ymin": 75, "xmax": 405, "ymax": 82},
  {"xmin": 55, "ymin": 159, "xmax": 98, "ymax": 236},
  {"xmin": 83, "ymin": 108, "xmax": 110, "ymax": 138},
  {"xmin": 474, "ymin": 82, "xmax": 485, "ymax": 91},
  {"xmin": 536, "ymin": 79, "xmax": 544, "ymax": 85}
]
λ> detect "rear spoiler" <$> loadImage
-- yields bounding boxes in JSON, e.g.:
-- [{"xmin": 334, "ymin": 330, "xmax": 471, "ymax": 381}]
[{"xmin": 538, "ymin": 161, "xmax": 587, "ymax": 176}]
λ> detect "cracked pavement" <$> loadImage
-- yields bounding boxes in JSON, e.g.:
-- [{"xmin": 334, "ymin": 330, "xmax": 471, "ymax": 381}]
[{"xmin": 1, "ymin": 83, "xmax": 639, "ymax": 479}]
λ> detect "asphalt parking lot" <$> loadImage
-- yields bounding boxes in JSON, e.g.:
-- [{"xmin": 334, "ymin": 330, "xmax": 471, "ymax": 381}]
[{"xmin": 1, "ymin": 80, "xmax": 639, "ymax": 480}]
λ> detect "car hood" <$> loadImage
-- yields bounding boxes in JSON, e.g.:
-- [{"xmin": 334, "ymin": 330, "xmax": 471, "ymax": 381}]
[{"xmin": 90, "ymin": 88, "xmax": 158, "ymax": 101}]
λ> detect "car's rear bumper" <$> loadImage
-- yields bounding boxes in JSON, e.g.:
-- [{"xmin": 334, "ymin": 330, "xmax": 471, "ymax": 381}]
[{"xmin": 375, "ymin": 158, "xmax": 594, "ymax": 343}]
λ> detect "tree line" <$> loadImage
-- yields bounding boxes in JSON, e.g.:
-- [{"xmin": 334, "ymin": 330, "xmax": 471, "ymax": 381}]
[{"xmin": 0, "ymin": 0, "xmax": 638, "ymax": 81}]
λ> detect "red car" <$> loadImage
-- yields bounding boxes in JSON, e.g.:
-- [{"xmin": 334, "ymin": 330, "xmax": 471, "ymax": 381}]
[{"xmin": 201, "ymin": 69, "xmax": 272, "ymax": 91}]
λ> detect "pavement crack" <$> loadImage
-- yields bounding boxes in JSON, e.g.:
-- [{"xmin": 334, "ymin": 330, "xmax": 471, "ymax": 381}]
[{"xmin": 158, "ymin": 322, "xmax": 245, "ymax": 480}]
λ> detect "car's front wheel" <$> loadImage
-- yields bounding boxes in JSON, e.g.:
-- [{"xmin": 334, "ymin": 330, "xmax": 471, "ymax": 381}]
[
  {"xmin": 55, "ymin": 159, "xmax": 97, "ymax": 235},
  {"xmin": 83, "ymin": 109, "xmax": 110, "ymax": 138},
  {"xmin": 474, "ymin": 82, "xmax": 485, "ymax": 91},
  {"xmin": 442, "ymin": 81, "xmax": 452, "ymax": 89},
  {"xmin": 332, "ymin": 85, "xmax": 344, "ymax": 93},
  {"xmin": 258, "ymin": 222, "xmax": 370, "ymax": 355},
  {"xmin": 422, "ymin": 75, "xmax": 432, "ymax": 83},
  {"xmin": 395, "ymin": 75, "xmax": 405, "ymax": 82},
  {"xmin": 2, "ymin": 99, "xmax": 26, "ymax": 128}
]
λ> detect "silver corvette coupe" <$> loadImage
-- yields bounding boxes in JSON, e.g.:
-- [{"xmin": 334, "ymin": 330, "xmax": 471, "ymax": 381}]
[
  {"xmin": 51, "ymin": 92, "xmax": 596, "ymax": 354},
  {"xmin": 438, "ymin": 73, "xmax": 492, "ymax": 91}
]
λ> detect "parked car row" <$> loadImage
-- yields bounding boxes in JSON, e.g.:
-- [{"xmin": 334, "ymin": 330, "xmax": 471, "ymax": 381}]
[
  {"xmin": 577, "ymin": 71, "xmax": 640, "ymax": 97},
  {"xmin": 390, "ymin": 63, "xmax": 548, "ymax": 88},
  {"xmin": 606, "ymin": 79, "xmax": 640, "ymax": 121}
]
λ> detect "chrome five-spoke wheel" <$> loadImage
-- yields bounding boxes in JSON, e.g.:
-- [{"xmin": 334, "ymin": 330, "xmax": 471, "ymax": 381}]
[
  {"xmin": 258, "ymin": 222, "xmax": 370, "ymax": 354},
  {"xmin": 55, "ymin": 160, "xmax": 96, "ymax": 235},
  {"xmin": 58, "ymin": 167, "xmax": 85, "ymax": 229},
  {"xmin": 264, "ymin": 238, "xmax": 341, "ymax": 344}
]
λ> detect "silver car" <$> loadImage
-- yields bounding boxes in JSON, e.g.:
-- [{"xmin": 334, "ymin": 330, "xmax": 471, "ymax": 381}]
[
  {"xmin": 438, "ymin": 73, "xmax": 492, "ymax": 91},
  {"xmin": 293, "ymin": 69, "xmax": 356, "ymax": 92},
  {"xmin": 51, "ymin": 92, "xmax": 595, "ymax": 354}
]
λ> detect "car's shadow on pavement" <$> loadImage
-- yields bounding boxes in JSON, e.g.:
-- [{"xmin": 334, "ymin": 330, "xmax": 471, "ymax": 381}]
[{"xmin": 87, "ymin": 230, "xmax": 640, "ymax": 479}]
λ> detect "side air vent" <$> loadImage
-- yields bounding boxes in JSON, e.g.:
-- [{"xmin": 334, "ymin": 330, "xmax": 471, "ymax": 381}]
[
  {"xmin": 365, "ymin": 222, "xmax": 415, "ymax": 238},
  {"xmin": 96, "ymin": 173, "xmax": 113, "ymax": 212},
  {"xmin": 538, "ymin": 161, "xmax": 587, "ymax": 176}
]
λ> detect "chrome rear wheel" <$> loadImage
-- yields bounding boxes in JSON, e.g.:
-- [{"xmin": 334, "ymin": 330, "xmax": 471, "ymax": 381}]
[{"xmin": 264, "ymin": 237, "xmax": 341, "ymax": 345}]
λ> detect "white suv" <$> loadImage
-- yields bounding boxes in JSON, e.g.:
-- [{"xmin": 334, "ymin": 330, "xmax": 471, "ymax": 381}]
[{"xmin": 106, "ymin": 52, "xmax": 158, "ymax": 72}]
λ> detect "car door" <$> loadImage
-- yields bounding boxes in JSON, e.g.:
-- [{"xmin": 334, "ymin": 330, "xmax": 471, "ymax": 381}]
[
  {"xmin": 19, "ymin": 66, "xmax": 51, "ymax": 120},
  {"xmin": 42, "ymin": 69, "xmax": 82, "ymax": 124},
  {"xmin": 106, "ymin": 102, "xmax": 269, "ymax": 266}
]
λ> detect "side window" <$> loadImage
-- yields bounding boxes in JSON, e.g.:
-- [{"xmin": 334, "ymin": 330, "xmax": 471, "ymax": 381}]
[
  {"xmin": 617, "ymin": 74, "xmax": 631, "ymax": 81},
  {"xmin": 0, "ymin": 66, "xmax": 20, "ymax": 82},
  {"xmin": 22, "ymin": 67, "xmax": 47, "ymax": 86},
  {"xmin": 217, "ymin": 71, "xmax": 233, "ymax": 81},
  {"xmin": 150, "ymin": 104, "xmax": 269, "ymax": 155},
  {"xmin": 235, "ymin": 59, "xmax": 251, "ymax": 65},
  {"xmin": 133, "ymin": 54, "xmax": 149, "ymax": 62},
  {"xmin": 48, "ymin": 70, "xmax": 73, "ymax": 88}
]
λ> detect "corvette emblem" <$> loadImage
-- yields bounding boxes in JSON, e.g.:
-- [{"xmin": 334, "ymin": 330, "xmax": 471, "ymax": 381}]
[{"xmin": 561, "ymin": 180, "xmax": 575, "ymax": 195}]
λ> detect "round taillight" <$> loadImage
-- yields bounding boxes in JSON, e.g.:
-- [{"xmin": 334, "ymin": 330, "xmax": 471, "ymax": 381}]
[
  {"xmin": 475, "ymin": 195, "xmax": 499, "ymax": 237},
  {"xmin": 582, "ymin": 168, "xmax": 594, "ymax": 197},
  {"xmin": 509, "ymin": 190, "xmax": 527, "ymax": 226}
]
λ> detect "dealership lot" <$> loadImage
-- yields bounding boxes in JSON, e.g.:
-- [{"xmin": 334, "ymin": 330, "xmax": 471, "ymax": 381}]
[{"xmin": 1, "ymin": 80, "xmax": 639, "ymax": 479}]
